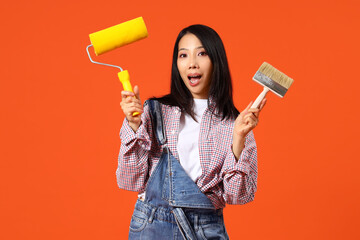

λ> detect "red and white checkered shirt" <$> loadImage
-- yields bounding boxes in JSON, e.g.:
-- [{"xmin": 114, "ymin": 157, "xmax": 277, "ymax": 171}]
[{"xmin": 116, "ymin": 99, "xmax": 258, "ymax": 209}]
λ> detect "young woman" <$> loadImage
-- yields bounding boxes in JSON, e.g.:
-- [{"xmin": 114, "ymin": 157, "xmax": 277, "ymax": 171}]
[{"xmin": 117, "ymin": 24, "xmax": 266, "ymax": 239}]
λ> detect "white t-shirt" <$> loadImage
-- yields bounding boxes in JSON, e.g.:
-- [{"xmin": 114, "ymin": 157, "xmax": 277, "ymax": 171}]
[{"xmin": 177, "ymin": 99, "xmax": 208, "ymax": 182}]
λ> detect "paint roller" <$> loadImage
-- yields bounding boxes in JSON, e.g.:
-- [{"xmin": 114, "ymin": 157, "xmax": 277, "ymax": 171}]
[{"xmin": 86, "ymin": 17, "xmax": 148, "ymax": 116}]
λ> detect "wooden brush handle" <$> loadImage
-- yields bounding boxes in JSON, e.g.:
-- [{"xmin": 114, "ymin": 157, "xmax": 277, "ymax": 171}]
[{"xmin": 251, "ymin": 87, "xmax": 269, "ymax": 109}]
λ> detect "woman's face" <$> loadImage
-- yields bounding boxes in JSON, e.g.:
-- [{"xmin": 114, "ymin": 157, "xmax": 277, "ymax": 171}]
[{"xmin": 177, "ymin": 33, "xmax": 213, "ymax": 99}]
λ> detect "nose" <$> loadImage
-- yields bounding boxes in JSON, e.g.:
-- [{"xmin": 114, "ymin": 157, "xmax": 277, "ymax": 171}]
[{"xmin": 189, "ymin": 55, "xmax": 199, "ymax": 69}]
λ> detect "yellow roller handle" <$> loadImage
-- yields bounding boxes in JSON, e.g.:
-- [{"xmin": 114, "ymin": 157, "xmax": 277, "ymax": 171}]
[{"xmin": 118, "ymin": 70, "xmax": 140, "ymax": 116}]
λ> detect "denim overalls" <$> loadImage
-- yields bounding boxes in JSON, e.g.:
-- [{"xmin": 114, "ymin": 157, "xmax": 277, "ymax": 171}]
[{"xmin": 128, "ymin": 100, "xmax": 229, "ymax": 240}]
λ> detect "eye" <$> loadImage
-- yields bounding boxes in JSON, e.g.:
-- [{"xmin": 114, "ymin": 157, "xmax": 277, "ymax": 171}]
[
  {"xmin": 178, "ymin": 53, "xmax": 187, "ymax": 58},
  {"xmin": 198, "ymin": 51, "xmax": 208, "ymax": 56}
]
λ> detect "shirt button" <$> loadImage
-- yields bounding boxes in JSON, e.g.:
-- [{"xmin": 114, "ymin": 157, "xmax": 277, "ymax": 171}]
[
  {"xmin": 171, "ymin": 130, "xmax": 175, "ymax": 135},
  {"xmin": 174, "ymin": 109, "xmax": 179, "ymax": 114}
]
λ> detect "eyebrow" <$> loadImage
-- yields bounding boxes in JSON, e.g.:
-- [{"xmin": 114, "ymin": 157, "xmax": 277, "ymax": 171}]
[{"xmin": 178, "ymin": 46, "xmax": 205, "ymax": 51}]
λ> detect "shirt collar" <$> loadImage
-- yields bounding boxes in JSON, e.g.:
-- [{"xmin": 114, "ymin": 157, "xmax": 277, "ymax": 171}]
[{"xmin": 207, "ymin": 96, "xmax": 219, "ymax": 116}]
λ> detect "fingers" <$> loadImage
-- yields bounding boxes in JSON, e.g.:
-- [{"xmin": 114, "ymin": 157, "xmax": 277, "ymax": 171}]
[
  {"xmin": 258, "ymin": 98, "xmax": 267, "ymax": 111},
  {"xmin": 120, "ymin": 86, "xmax": 143, "ymax": 120},
  {"xmin": 234, "ymin": 99, "xmax": 266, "ymax": 138},
  {"xmin": 123, "ymin": 103, "xmax": 143, "ymax": 114},
  {"xmin": 121, "ymin": 86, "xmax": 141, "ymax": 102},
  {"xmin": 237, "ymin": 101, "xmax": 254, "ymax": 122},
  {"xmin": 248, "ymin": 98, "xmax": 266, "ymax": 117},
  {"xmin": 243, "ymin": 101, "xmax": 253, "ymax": 113},
  {"xmin": 244, "ymin": 112, "xmax": 258, "ymax": 126},
  {"xmin": 121, "ymin": 90, "xmax": 135, "ymax": 102},
  {"xmin": 133, "ymin": 85, "xmax": 140, "ymax": 100},
  {"xmin": 234, "ymin": 115, "xmax": 257, "ymax": 138},
  {"xmin": 235, "ymin": 110, "xmax": 259, "ymax": 133},
  {"xmin": 248, "ymin": 108, "xmax": 260, "ymax": 116},
  {"xmin": 121, "ymin": 99, "xmax": 143, "ymax": 113}
]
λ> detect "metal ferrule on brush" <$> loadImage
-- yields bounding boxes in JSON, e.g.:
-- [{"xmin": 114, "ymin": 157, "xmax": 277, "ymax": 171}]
[{"xmin": 253, "ymin": 71, "xmax": 288, "ymax": 98}]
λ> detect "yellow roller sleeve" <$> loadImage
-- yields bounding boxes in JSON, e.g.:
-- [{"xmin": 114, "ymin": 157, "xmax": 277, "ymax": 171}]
[
  {"xmin": 89, "ymin": 17, "xmax": 148, "ymax": 56},
  {"xmin": 118, "ymin": 70, "xmax": 140, "ymax": 116}
]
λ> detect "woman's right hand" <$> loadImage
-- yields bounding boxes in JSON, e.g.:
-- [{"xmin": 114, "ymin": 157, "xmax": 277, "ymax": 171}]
[{"xmin": 120, "ymin": 85, "xmax": 143, "ymax": 132}]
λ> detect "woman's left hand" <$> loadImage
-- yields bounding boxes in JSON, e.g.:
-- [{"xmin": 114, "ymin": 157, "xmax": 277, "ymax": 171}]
[{"xmin": 232, "ymin": 99, "xmax": 266, "ymax": 160}]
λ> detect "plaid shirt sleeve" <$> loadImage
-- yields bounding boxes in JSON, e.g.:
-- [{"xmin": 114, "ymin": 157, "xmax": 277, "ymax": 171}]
[
  {"xmin": 221, "ymin": 130, "xmax": 258, "ymax": 205},
  {"xmin": 116, "ymin": 103, "xmax": 154, "ymax": 192}
]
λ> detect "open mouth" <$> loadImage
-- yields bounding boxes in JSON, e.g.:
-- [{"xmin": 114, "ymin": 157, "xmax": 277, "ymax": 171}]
[{"xmin": 188, "ymin": 74, "xmax": 202, "ymax": 85}]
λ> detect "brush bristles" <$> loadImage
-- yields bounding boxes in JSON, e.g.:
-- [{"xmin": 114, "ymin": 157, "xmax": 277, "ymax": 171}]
[{"xmin": 258, "ymin": 62, "xmax": 294, "ymax": 89}]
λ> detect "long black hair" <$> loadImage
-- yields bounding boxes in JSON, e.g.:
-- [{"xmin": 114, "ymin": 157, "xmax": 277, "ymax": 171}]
[{"xmin": 153, "ymin": 24, "xmax": 239, "ymax": 120}]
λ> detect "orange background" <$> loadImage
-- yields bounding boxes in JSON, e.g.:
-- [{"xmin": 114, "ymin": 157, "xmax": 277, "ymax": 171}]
[{"xmin": 1, "ymin": 0, "xmax": 359, "ymax": 239}]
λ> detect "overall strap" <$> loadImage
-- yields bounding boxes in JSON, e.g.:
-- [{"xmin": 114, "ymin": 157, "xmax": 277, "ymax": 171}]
[{"xmin": 148, "ymin": 99, "xmax": 167, "ymax": 146}]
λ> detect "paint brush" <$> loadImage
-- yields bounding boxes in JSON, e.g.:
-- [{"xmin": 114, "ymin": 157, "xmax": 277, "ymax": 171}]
[{"xmin": 251, "ymin": 62, "xmax": 294, "ymax": 108}]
